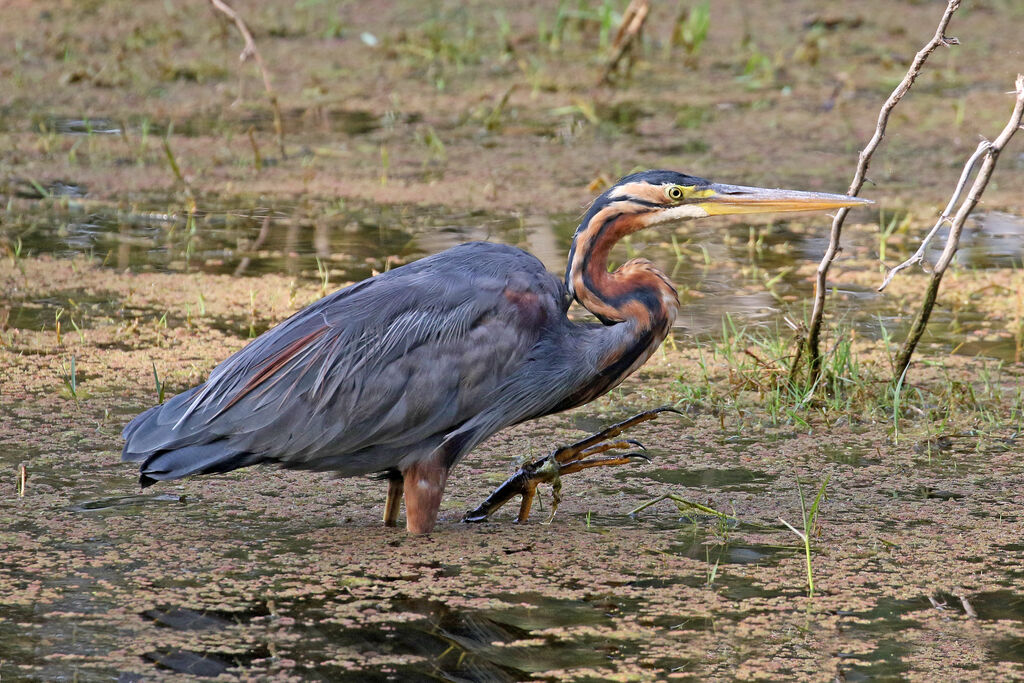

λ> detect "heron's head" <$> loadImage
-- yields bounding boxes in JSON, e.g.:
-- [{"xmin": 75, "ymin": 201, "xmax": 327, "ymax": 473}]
[
  {"xmin": 566, "ymin": 170, "xmax": 872, "ymax": 309},
  {"xmin": 580, "ymin": 169, "xmax": 872, "ymax": 234}
]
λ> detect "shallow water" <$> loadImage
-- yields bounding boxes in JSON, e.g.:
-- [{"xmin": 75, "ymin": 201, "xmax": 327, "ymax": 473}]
[
  {"xmin": 4, "ymin": 409, "xmax": 1022, "ymax": 681},
  {"xmin": 8, "ymin": 193, "xmax": 1024, "ymax": 360}
]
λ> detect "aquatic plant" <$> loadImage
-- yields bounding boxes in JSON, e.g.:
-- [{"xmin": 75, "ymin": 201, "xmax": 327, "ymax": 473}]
[{"xmin": 779, "ymin": 476, "xmax": 829, "ymax": 599}]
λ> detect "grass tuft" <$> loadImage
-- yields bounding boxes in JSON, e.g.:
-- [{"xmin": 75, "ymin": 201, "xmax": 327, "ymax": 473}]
[
  {"xmin": 779, "ymin": 476, "xmax": 830, "ymax": 599},
  {"xmin": 151, "ymin": 361, "xmax": 165, "ymax": 404}
]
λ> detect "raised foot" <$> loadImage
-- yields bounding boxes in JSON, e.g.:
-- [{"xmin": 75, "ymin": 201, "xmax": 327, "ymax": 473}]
[{"xmin": 463, "ymin": 407, "xmax": 679, "ymax": 525}]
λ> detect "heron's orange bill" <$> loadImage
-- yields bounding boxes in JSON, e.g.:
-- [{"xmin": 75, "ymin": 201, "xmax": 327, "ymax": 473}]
[{"xmin": 698, "ymin": 183, "xmax": 872, "ymax": 216}]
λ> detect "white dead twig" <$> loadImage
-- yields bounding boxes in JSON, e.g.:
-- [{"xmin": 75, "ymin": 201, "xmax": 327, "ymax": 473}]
[
  {"xmin": 957, "ymin": 593, "xmax": 979, "ymax": 619},
  {"xmin": 877, "ymin": 141, "xmax": 990, "ymax": 291},
  {"xmin": 894, "ymin": 74, "xmax": 1024, "ymax": 378},
  {"xmin": 803, "ymin": 0, "xmax": 961, "ymax": 381}
]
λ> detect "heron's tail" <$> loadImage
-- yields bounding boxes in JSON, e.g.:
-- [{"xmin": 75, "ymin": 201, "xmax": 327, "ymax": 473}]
[
  {"xmin": 121, "ymin": 389, "xmax": 263, "ymax": 487},
  {"xmin": 130, "ymin": 442, "xmax": 262, "ymax": 487}
]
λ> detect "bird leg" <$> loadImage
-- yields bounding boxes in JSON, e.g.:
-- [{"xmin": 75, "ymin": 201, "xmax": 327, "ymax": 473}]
[
  {"xmin": 463, "ymin": 407, "xmax": 679, "ymax": 524},
  {"xmin": 402, "ymin": 452, "xmax": 449, "ymax": 534},
  {"xmin": 383, "ymin": 475, "xmax": 404, "ymax": 527}
]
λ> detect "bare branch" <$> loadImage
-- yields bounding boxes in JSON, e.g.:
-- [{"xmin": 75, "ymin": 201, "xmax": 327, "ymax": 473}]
[
  {"xmin": 803, "ymin": 0, "xmax": 961, "ymax": 382},
  {"xmin": 208, "ymin": 0, "xmax": 286, "ymax": 158},
  {"xmin": 894, "ymin": 74, "xmax": 1024, "ymax": 379},
  {"xmin": 877, "ymin": 140, "xmax": 989, "ymax": 291},
  {"xmin": 599, "ymin": 0, "xmax": 650, "ymax": 85}
]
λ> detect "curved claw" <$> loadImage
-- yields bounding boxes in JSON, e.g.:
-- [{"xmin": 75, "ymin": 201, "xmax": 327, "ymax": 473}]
[
  {"xmin": 652, "ymin": 406, "xmax": 684, "ymax": 416},
  {"xmin": 462, "ymin": 509, "xmax": 490, "ymax": 524},
  {"xmin": 464, "ymin": 407, "xmax": 674, "ymax": 525}
]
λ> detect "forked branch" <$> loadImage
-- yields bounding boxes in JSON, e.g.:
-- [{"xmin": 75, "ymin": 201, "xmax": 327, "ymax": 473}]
[
  {"xmin": 803, "ymin": 0, "xmax": 961, "ymax": 383},
  {"xmin": 893, "ymin": 74, "xmax": 1024, "ymax": 379},
  {"xmin": 877, "ymin": 141, "xmax": 990, "ymax": 292}
]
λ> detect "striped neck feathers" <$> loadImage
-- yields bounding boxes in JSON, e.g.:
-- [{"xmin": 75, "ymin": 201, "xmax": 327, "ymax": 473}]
[{"xmin": 565, "ymin": 204, "xmax": 680, "ymax": 328}]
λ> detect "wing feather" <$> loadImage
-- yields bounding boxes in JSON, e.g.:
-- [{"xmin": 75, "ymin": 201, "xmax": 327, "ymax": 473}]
[{"xmin": 123, "ymin": 242, "xmax": 567, "ymax": 478}]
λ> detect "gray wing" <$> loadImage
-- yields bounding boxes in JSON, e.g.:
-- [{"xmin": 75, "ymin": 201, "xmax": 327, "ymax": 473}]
[{"xmin": 122, "ymin": 242, "xmax": 568, "ymax": 483}]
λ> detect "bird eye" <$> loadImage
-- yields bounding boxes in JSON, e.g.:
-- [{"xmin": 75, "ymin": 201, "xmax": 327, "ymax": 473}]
[{"xmin": 666, "ymin": 186, "xmax": 684, "ymax": 201}]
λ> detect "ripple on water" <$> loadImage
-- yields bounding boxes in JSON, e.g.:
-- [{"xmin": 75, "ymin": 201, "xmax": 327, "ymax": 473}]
[
  {"xmin": 69, "ymin": 493, "xmax": 185, "ymax": 512},
  {"xmin": 627, "ymin": 466, "xmax": 778, "ymax": 491}
]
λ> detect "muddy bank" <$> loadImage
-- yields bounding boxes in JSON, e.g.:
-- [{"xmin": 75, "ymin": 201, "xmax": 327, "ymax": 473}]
[{"xmin": 3, "ymin": 254, "xmax": 1024, "ymax": 680}]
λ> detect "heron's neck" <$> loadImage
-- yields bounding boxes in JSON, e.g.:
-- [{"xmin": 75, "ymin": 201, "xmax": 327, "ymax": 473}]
[{"xmin": 565, "ymin": 211, "xmax": 679, "ymax": 331}]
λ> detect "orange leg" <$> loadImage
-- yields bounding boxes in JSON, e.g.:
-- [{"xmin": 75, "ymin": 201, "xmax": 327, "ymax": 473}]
[
  {"xmin": 401, "ymin": 453, "xmax": 449, "ymax": 534},
  {"xmin": 383, "ymin": 476, "xmax": 404, "ymax": 527}
]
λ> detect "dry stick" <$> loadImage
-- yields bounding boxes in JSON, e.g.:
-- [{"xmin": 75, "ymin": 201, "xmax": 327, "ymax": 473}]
[
  {"xmin": 893, "ymin": 75, "xmax": 1024, "ymax": 380},
  {"xmin": 877, "ymin": 141, "xmax": 989, "ymax": 292},
  {"xmin": 599, "ymin": 0, "xmax": 649, "ymax": 85},
  {"xmin": 610, "ymin": 0, "xmax": 648, "ymax": 50},
  {"xmin": 804, "ymin": 0, "xmax": 960, "ymax": 383},
  {"xmin": 208, "ymin": 0, "xmax": 286, "ymax": 158}
]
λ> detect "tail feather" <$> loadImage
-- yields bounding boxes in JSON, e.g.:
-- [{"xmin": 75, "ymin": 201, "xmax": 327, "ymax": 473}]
[
  {"xmin": 124, "ymin": 386, "xmax": 269, "ymax": 486},
  {"xmin": 121, "ymin": 386, "xmax": 213, "ymax": 459},
  {"xmin": 137, "ymin": 442, "xmax": 264, "ymax": 487}
]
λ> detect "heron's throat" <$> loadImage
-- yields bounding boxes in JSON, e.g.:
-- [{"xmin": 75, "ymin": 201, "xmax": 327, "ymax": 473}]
[{"xmin": 566, "ymin": 211, "xmax": 679, "ymax": 329}]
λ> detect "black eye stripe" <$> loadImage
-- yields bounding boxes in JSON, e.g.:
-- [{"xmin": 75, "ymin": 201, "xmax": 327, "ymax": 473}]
[{"xmin": 609, "ymin": 196, "xmax": 661, "ymax": 208}]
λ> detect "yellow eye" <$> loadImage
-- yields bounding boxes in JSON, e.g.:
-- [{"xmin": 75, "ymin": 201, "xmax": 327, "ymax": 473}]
[{"xmin": 666, "ymin": 186, "xmax": 684, "ymax": 201}]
